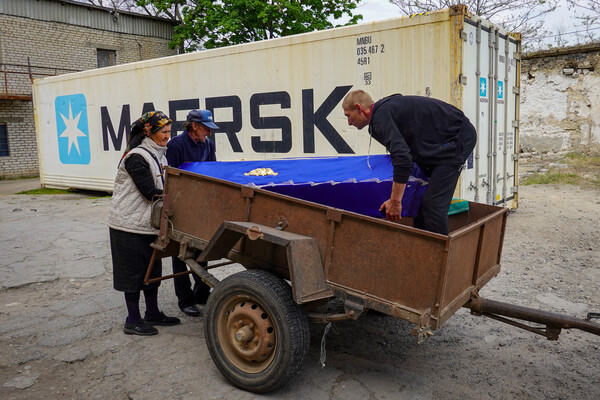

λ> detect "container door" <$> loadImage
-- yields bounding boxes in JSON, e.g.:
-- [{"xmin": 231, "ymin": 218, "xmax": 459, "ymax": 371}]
[{"xmin": 460, "ymin": 18, "xmax": 520, "ymax": 208}]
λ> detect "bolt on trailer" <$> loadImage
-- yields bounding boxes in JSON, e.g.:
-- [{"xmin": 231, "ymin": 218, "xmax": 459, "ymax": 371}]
[{"xmin": 145, "ymin": 156, "xmax": 600, "ymax": 394}]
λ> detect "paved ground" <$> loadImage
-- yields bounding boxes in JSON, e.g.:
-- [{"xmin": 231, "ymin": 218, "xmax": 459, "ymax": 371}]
[
  {"xmin": 1, "ymin": 180, "xmax": 599, "ymax": 400},
  {"xmin": 0, "ymin": 178, "xmax": 41, "ymax": 195}
]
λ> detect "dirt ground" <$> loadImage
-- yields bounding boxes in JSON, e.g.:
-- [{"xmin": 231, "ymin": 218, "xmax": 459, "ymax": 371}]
[
  {"xmin": 315, "ymin": 180, "xmax": 600, "ymax": 399},
  {"xmin": 1, "ymin": 160, "xmax": 599, "ymax": 399}
]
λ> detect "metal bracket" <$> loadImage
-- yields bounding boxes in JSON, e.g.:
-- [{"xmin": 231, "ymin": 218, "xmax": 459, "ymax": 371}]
[
  {"xmin": 276, "ymin": 215, "xmax": 289, "ymax": 230},
  {"xmin": 152, "ymin": 194, "xmax": 172, "ymax": 251},
  {"xmin": 178, "ymin": 240, "xmax": 195, "ymax": 261},
  {"xmin": 241, "ymin": 186, "xmax": 255, "ymax": 198},
  {"xmin": 412, "ymin": 325, "xmax": 434, "ymax": 344},
  {"xmin": 343, "ymin": 294, "xmax": 366, "ymax": 320},
  {"xmin": 326, "ymin": 208, "xmax": 342, "ymax": 222},
  {"xmin": 586, "ymin": 312, "xmax": 600, "ymax": 321}
]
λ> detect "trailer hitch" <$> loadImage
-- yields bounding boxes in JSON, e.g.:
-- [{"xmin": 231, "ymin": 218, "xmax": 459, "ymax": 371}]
[
  {"xmin": 586, "ymin": 312, "xmax": 600, "ymax": 321},
  {"xmin": 467, "ymin": 294, "xmax": 600, "ymax": 340}
]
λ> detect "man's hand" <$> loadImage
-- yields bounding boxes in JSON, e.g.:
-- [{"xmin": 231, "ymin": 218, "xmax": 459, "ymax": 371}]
[
  {"xmin": 380, "ymin": 198, "xmax": 402, "ymax": 221},
  {"xmin": 380, "ymin": 181, "xmax": 406, "ymax": 221}
]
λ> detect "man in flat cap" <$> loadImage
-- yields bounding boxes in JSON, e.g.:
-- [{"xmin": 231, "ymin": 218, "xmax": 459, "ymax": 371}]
[{"xmin": 166, "ymin": 109, "xmax": 220, "ymax": 316}]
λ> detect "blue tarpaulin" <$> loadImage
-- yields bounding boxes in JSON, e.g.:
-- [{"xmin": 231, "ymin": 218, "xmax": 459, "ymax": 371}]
[{"xmin": 179, "ymin": 155, "xmax": 428, "ymax": 218}]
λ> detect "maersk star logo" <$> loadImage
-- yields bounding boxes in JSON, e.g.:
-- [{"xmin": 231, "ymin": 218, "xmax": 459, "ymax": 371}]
[
  {"xmin": 479, "ymin": 77, "xmax": 487, "ymax": 97},
  {"xmin": 55, "ymin": 94, "xmax": 90, "ymax": 164},
  {"xmin": 497, "ymin": 81, "xmax": 504, "ymax": 99}
]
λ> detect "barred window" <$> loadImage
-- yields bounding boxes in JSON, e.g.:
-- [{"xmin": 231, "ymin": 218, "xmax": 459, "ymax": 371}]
[
  {"xmin": 0, "ymin": 124, "xmax": 9, "ymax": 156},
  {"xmin": 97, "ymin": 49, "xmax": 116, "ymax": 68}
]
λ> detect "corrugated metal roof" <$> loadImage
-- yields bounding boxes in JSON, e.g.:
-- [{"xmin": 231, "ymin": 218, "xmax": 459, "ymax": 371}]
[{"xmin": 0, "ymin": 0, "xmax": 176, "ymax": 40}]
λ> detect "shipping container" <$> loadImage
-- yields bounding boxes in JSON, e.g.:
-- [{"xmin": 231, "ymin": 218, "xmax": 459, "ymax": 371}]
[{"xmin": 33, "ymin": 5, "xmax": 520, "ymax": 207}]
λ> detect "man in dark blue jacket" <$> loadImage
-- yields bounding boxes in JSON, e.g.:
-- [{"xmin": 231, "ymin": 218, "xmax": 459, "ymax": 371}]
[
  {"xmin": 166, "ymin": 109, "xmax": 219, "ymax": 316},
  {"xmin": 342, "ymin": 90, "xmax": 476, "ymax": 235}
]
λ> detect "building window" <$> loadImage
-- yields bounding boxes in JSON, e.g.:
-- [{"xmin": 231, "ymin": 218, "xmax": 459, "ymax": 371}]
[
  {"xmin": 0, "ymin": 124, "xmax": 9, "ymax": 156},
  {"xmin": 97, "ymin": 49, "xmax": 116, "ymax": 68}
]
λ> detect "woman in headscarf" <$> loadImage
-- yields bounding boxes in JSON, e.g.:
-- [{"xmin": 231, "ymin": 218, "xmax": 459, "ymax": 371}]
[{"xmin": 108, "ymin": 111, "xmax": 180, "ymax": 336}]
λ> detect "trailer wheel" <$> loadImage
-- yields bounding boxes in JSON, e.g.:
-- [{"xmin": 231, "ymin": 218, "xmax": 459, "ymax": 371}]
[{"xmin": 204, "ymin": 269, "xmax": 310, "ymax": 393}]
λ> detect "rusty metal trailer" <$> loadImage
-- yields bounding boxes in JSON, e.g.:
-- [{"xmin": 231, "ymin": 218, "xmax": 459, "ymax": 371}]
[{"xmin": 147, "ymin": 167, "xmax": 600, "ymax": 393}]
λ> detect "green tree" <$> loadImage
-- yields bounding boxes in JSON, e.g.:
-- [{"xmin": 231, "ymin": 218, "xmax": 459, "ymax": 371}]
[
  {"xmin": 135, "ymin": 0, "xmax": 185, "ymax": 21},
  {"xmin": 136, "ymin": 0, "xmax": 362, "ymax": 51},
  {"xmin": 389, "ymin": 0, "xmax": 559, "ymax": 45}
]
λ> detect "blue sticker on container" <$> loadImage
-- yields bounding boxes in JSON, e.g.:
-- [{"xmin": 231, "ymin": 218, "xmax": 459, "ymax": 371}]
[
  {"xmin": 55, "ymin": 94, "xmax": 90, "ymax": 165},
  {"xmin": 479, "ymin": 77, "xmax": 487, "ymax": 97}
]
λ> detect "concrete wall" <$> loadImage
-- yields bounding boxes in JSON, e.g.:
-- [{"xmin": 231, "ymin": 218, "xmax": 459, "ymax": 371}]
[
  {"xmin": 520, "ymin": 43, "xmax": 600, "ymax": 153},
  {"xmin": 0, "ymin": 1, "xmax": 176, "ymax": 179}
]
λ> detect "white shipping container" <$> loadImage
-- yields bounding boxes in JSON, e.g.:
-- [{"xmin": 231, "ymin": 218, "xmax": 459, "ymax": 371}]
[{"xmin": 33, "ymin": 5, "xmax": 520, "ymax": 207}]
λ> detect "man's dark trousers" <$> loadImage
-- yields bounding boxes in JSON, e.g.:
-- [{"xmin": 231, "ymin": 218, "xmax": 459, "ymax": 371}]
[
  {"xmin": 172, "ymin": 256, "xmax": 211, "ymax": 309},
  {"xmin": 413, "ymin": 126, "xmax": 477, "ymax": 235}
]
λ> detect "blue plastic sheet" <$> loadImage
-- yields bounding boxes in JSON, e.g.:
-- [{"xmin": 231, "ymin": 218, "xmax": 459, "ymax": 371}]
[{"xmin": 180, "ymin": 155, "xmax": 428, "ymax": 218}]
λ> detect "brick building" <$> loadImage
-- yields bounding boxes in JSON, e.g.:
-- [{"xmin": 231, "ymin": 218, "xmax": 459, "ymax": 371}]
[{"xmin": 0, "ymin": 0, "xmax": 177, "ymax": 178}]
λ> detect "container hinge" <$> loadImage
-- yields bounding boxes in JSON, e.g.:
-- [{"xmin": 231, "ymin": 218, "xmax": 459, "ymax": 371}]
[
  {"xmin": 513, "ymin": 52, "xmax": 521, "ymax": 61},
  {"xmin": 512, "ymin": 186, "xmax": 519, "ymax": 193},
  {"xmin": 512, "ymin": 153, "xmax": 519, "ymax": 161},
  {"xmin": 512, "ymin": 86, "xmax": 520, "ymax": 95},
  {"xmin": 459, "ymin": 74, "xmax": 468, "ymax": 85},
  {"xmin": 460, "ymin": 30, "xmax": 468, "ymax": 41},
  {"xmin": 512, "ymin": 120, "xmax": 519, "ymax": 128}
]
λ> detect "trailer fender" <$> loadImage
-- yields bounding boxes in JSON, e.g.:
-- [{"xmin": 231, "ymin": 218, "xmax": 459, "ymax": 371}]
[{"xmin": 198, "ymin": 221, "xmax": 333, "ymax": 304}]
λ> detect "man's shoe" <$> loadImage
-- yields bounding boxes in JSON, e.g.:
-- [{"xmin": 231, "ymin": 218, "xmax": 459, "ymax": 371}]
[
  {"xmin": 124, "ymin": 320, "xmax": 158, "ymax": 336},
  {"xmin": 144, "ymin": 311, "xmax": 181, "ymax": 326},
  {"xmin": 181, "ymin": 305, "xmax": 202, "ymax": 317}
]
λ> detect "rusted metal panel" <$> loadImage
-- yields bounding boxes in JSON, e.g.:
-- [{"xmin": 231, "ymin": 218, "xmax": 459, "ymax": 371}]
[
  {"xmin": 161, "ymin": 167, "xmax": 509, "ymax": 329},
  {"xmin": 166, "ymin": 171, "xmax": 248, "ymax": 243},
  {"xmin": 326, "ymin": 217, "xmax": 446, "ymax": 313},
  {"xmin": 439, "ymin": 228, "xmax": 481, "ymax": 314}
]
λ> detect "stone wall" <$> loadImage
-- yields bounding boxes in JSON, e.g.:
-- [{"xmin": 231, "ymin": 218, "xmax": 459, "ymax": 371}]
[
  {"xmin": 520, "ymin": 43, "xmax": 600, "ymax": 153},
  {"xmin": 0, "ymin": 7, "xmax": 176, "ymax": 179}
]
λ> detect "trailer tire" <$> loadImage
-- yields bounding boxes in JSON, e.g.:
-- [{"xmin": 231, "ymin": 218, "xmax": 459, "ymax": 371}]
[{"xmin": 204, "ymin": 269, "xmax": 310, "ymax": 393}]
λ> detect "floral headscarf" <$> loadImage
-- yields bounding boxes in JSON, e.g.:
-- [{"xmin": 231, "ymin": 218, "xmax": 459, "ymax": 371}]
[
  {"xmin": 121, "ymin": 111, "xmax": 172, "ymax": 159},
  {"xmin": 131, "ymin": 111, "xmax": 172, "ymax": 137}
]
